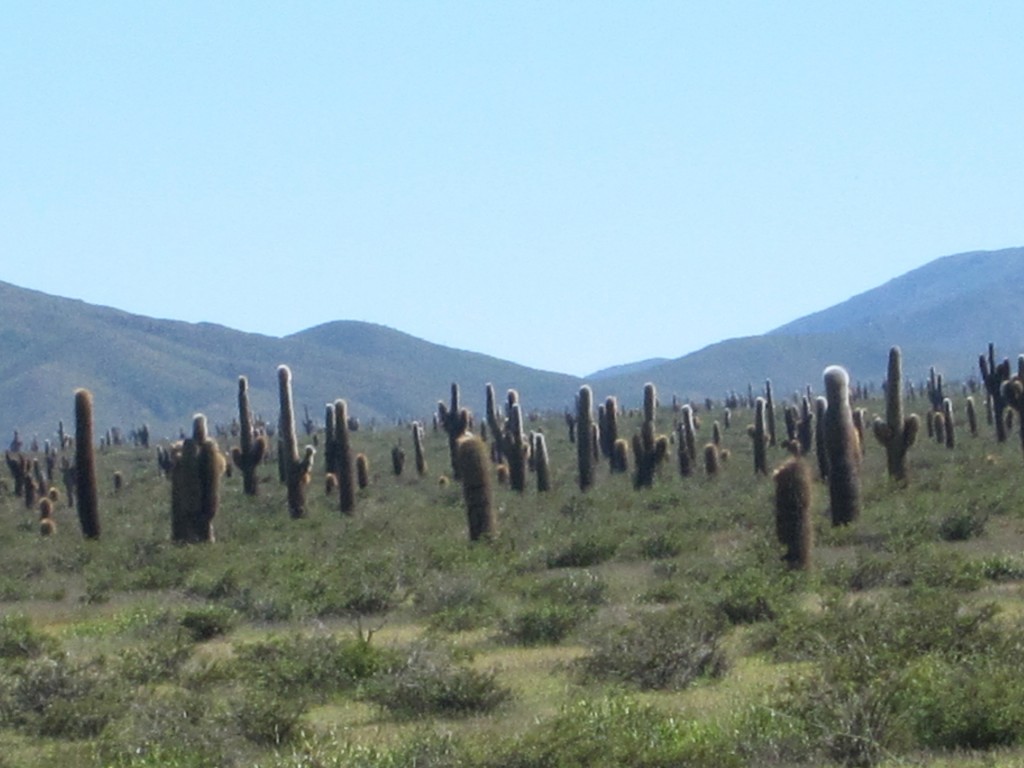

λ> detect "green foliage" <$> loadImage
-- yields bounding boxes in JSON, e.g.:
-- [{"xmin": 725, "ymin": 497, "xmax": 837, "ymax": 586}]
[
  {"xmin": 576, "ymin": 607, "xmax": 728, "ymax": 691},
  {"xmin": 362, "ymin": 642, "xmax": 512, "ymax": 719},
  {"xmin": 0, "ymin": 614, "xmax": 57, "ymax": 664}
]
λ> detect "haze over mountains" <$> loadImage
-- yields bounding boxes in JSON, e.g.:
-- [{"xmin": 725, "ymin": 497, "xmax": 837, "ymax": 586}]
[{"xmin": 2, "ymin": 247, "xmax": 1022, "ymax": 441}]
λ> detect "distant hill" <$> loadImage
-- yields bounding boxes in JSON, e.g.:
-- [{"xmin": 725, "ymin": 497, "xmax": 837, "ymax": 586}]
[
  {"xmin": 593, "ymin": 247, "xmax": 1024, "ymax": 403},
  {"xmin": 2, "ymin": 246, "xmax": 1023, "ymax": 442},
  {"xmin": 0, "ymin": 281, "xmax": 579, "ymax": 442}
]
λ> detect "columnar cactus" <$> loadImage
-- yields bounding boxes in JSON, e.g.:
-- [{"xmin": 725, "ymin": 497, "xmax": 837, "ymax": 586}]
[
  {"xmin": 231, "ymin": 375, "xmax": 267, "ymax": 496},
  {"xmin": 485, "ymin": 385, "xmax": 528, "ymax": 492},
  {"xmin": 74, "ymin": 388, "xmax": 100, "ymax": 539},
  {"xmin": 823, "ymin": 366, "xmax": 861, "ymax": 526},
  {"xmin": 965, "ymin": 396, "xmax": 978, "ymax": 437},
  {"xmin": 457, "ymin": 437, "xmax": 496, "ymax": 541},
  {"xmin": 355, "ymin": 452, "xmax": 370, "ymax": 490},
  {"xmin": 942, "ymin": 398, "xmax": 956, "ymax": 449},
  {"xmin": 391, "ymin": 445, "xmax": 405, "ymax": 476},
  {"xmin": 533, "ymin": 432, "xmax": 551, "ymax": 492},
  {"xmin": 633, "ymin": 383, "xmax": 668, "ymax": 488},
  {"xmin": 600, "ymin": 396, "xmax": 619, "ymax": 466},
  {"xmin": 703, "ymin": 443, "xmax": 720, "ymax": 477},
  {"xmin": 676, "ymin": 404, "xmax": 697, "ymax": 477},
  {"xmin": 576, "ymin": 385, "xmax": 596, "ymax": 491},
  {"xmin": 332, "ymin": 399, "xmax": 356, "ymax": 515},
  {"xmin": 813, "ymin": 396, "xmax": 828, "ymax": 480},
  {"xmin": 171, "ymin": 414, "xmax": 224, "ymax": 543},
  {"xmin": 764, "ymin": 379, "xmax": 777, "ymax": 447},
  {"xmin": 39, "ymin": 497, "xmax": 56, "ymax": 536},
  {"xmin": 980, "ymin": 342, "xmax": 1011, "ymax": 443},
  {"xmin": 412, "ymin": 421, "xmax": 427, "ymax": 477},
  {"xmin": 747, "ymin": 397, "xmax": 768, "ymax": 476},
  {"xmin": 277, "ymin": 365, "xmax": 316, "ymax": 519},
  {"xmin": 797, "ymin": 396, "xmax": 814, "ymax": 457},
  {"xmin": 438, "ymin": 383, "xmax": 469, "ymax": 479},
  {"xmin": 872, "ymin": 346, "xmax": 919, "ymax": 481},
  {"xmin": 773, "ymin": 458, "xmax": 813, "ymax": 569}
]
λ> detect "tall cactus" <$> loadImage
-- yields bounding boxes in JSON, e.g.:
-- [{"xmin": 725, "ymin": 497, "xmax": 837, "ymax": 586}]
[
  {"xmin": 332, "ymin": 399, "xmax": 356, "ymax": 515},
  {"xmin": 633, "ymin": 383, "xmax": 667, "ymax": 488},
  {"xmin": 823, "ymin": 366, "xmax": 861, "ymax": 526},
  {"xmin": 457, "ymin": 437, "xmax": 496, "ymax": 541},
  {"xmin": 277, "ymin": 365, "xmax": 315, "ymax": 519},
  {"xmin": 576, "ymin": 385, "xmax": 595, "ymax": 491},
  {"xmin": 980, "ymin": 342, "xmax": 1011, "ymax": 443},
  {"xmin": 942, "ymin": 397, "xmax": 956, "ymax": 449},
  {"xmin": 747, "ymin": 397, "xmax": 768, "ymax": 476},
  {"xmin": 438, "ymin": 383, "xmax": 469, "ymax": 479},
  {"xmin": 231, "ymin": 375, "xmax": 266, "ymax": 496},
  {"xmin": 600, "ymin": 396, "xmax": 619, "ymax": 466},
  {"xmin": 676, "ymin": 404, "xmax": 697, "ymax": 477},
  {"xmin": 485, "ymin": 385, "xmax": 527, "ymax": 492},
  {"xmin": 412, "ymin": 421, "xmax": 427, "ymax": 477},
  {"xmin": 74, "ymin": 388, "xmax": 100, "ymax": 539},
  {"xmin": 871, "ymin": 346, "xmax": 919, "ymax": 481},
  {"xmin": 773, "ymin": 458, "xmax": 813, "ymax": 570},
  {"xmin": 764, "ymin": 379, "xmax": 777, "ymax": 447},
  {"xmin": 171, "ymin": 414, "xmax": 224, "ymax": 542},
  {"xmin": 533, "ymin": 432, "xmax": 551, "ymax": 492}
]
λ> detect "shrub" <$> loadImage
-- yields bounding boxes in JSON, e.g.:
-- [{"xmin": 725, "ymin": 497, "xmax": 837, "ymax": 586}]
[
  {"xmin": 937, "ymin": 509, "xmax": 987, "ymax": 541},
  {"xmin": 233, "ymin": 687, "xmax": 306, "ymax": 746},
  {"xmin": 501, "ymin": 601, "xmax": 591, "ymax": 646},
  {"xmin": 546, "ymin": 537, "xmax": 617, "ymax": 568},
  {"xmin": 576, "ymin": 607, "xmax": 728, "ymax": 690},
  {"xmin": 178, "ymin": 604, "xmax": 237, "ymax": 641},
  {"xmin": 0, "ymin": 614, "xmax": 58, "ymax": 664},
  {"xmin": 415, "ymin": 573, "xmax": 497, "ymax": 633},
  {"xmin": 362, "ymin": 641, "xmax": 512, "ymax": 718}
]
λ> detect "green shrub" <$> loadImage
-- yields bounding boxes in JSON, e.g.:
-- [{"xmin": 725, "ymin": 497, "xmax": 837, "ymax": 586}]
[
  {"xmin": 362, "ymin": 641, "xmax": 512, "ymax": 718},
  {"xmin": 178, "ymin": 604, "xmax": 237, "ymax": 641},
  {"xmin": 937, "ymin": 508, "xmax": 987, "ymax": 541},
  {"xmin": 576, "ymin": 607, "xmax": 728, "ymax": 691},
  {"xmin": 0, "ymin": 614, "xmax": 58, "ymax": 664},
  {"xmin": 414, "ymin": 573, "xmax": 497, "ymax": 633},
  {"xmin": 501, "ymin": 601, "xmax": 591, "ymax": 646},
  {"xmin": 233, "ymin": 687, "xmax": 306, "ymax": 746},
  {"xmin": 546, "ymin": 537, "xmax": 617, "ymax": 568}
]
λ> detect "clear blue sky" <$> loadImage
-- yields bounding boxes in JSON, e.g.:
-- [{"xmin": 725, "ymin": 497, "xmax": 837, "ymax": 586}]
[{"xmin": 3, "ymin": 3, "xmax": 1023, "ymax": 376}]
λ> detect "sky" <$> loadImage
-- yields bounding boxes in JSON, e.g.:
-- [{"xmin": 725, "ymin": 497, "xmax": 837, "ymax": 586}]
[{"xmin": 3, "ymin": 3, "xmax": 1024, "ymax": 377}]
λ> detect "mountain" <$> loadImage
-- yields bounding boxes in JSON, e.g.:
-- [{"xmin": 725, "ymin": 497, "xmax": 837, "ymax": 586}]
[
  {"xmin": 2, "ymin": 246, "xmax": 1022, "ymax": 442},
  {"xmin": 0, "ymin": 281, "xmax": 579, "ymax": 442},
  {"xmin": 593, "ymin": 247, "xmax": 1024, "ymax": 402}
]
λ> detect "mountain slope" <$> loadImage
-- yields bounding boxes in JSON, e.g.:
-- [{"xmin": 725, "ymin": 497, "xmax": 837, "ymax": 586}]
[{"xmin": 0, "ymin": 281, "xmax": 580, "ymax": 441}]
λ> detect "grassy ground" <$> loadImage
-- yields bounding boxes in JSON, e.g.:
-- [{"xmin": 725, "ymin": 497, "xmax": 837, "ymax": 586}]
[{"xmin": 3, "ymin": 384, "xmax": 1024, "ymax": 766}]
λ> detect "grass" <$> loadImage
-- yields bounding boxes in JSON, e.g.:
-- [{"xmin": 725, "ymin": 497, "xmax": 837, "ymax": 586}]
[{"xmin": 2, "ymin": 387, "xmax": 1024, "ymax": 765}]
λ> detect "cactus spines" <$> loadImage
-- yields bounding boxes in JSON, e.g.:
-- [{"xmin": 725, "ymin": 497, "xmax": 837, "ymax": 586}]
[
  {"xmin": 231, "ymin": 375, "xmax": 267, "ymax": 496},
  {"xmin": 703, "ymin": 443, "xmax": 720, "ymax": 477},
  {"xmin": 773, "ymin": 458, "xmax": 813, "ymax": 569},
  {"xmin": 576, "ymin": 385, "xmax": 596, "ymax": 491},
  {"xmin": 871, "ymin": 346, "xmax": 919, "ymax": 481},
  {"xmin": 533, "ymin": 432, "xmax": 551, "ymax": 492},
  {"xmin": 332, "ymin": 399, "xmax": 356, "ymax": 515},
  {"xmin": 457, "ymin": 437, "xmax": 496, "ymax": 542},
  {"xmin": 980, "ymin": 343, "xmax": 1011, "ymax": 442},
  {"xmin": 171, "ymin": 414, "xmax": 224, "ymax": 543},
  {"xmin": 611, "ymin": 438, "xmax": 630, "ymax": 473},
  {"xmin": 412, "ymin": 421, "xmax": 427, "ymax": 477},
  {"xmin": 39, "ymin": 497, "xmax": 55, "ymax": 536},
  {"xmin": 277, "ymin": 365, "xmax": 316, "ymax": 519},
  {"xmin": 747, "ymin": 397, "xmax": 768, "ymax": 476},
  {"xmin": 823, "ymin": 365, "xmax": 861, "ymax": 526},
  {"xmin": 73, "ymin": 388, "xmax": 100, "ymax": 539}
]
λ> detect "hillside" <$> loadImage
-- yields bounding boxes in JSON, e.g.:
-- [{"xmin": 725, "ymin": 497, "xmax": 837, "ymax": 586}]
[
  {"xmin": 0, "ymin": 282, "xmax": 579, "ymax": 441},
  {"xmin": 2, "ymin": 245, "xmax": 1023, "ymax": 441},
  {"xmin": 596, "ymin": 247, "xmax": 1024, "ymax": 402}
]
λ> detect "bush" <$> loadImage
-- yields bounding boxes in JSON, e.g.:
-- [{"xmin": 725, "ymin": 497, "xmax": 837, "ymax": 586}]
[
  {"xmin": 362, "ymin": 641, "xmax": 512, "ymax": 718},
  {"xmin": 501, "ymin": 601, "xmax": 591, "ymax": 646},
  {"xmin": 546, "ymin": 537, "xmax": 617, "ymax": 568},
  {"xmin": 937, "ymin": 509, "xmax": 987, "ymax": 541},
  {"xmin": 576, "ymin": 607, "xmax": 728, "ymax": 691},
  {"xmin": 178, "ymin": 604, "xmax": 237, "ymax": 641},
  {"xmin": 233, "ymin": 687, "xmax": 306, "ymax": 746},
  {"xmin": 0, "ymin": 614, "xmax": 58, "ymax": 664},
  {"xmin": 414, "ymin": 573, "xmax": 497, "ymax": 633}
]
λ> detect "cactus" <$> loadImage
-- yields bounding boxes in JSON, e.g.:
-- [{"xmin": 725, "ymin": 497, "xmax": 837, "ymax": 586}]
[
  {"xmin": 230, "ymin": 376, "xmax": 267, "ymax": 496},
  {"xmin": 170, "ymin": 414, "xmax": 224, "ymax": 543},
  {"xmin": 74, "ymin": 389, "xmax": 100, "ymax": 539},
  {"xmin": 576, "ymin": 385, "xmax": 596, "ymax": 491},
  {"xmin": 533, "ymin": 432, "xmax": 551, "ymax": 492},
  {"xmin": 773, "ymin": 458, "xmax": 813, "ymax": 569},
  {"xmin": 813, "ymin": 396, "xmax": 828, "ymax": 480},
  {"xmin": 797, "ymin": 396, "xmax": 814, "ymax": 456},
  {"xmin": 485, "ymin": 385, "xmax": 528, "ymax": 492},
  {"xmin": 277, "ymin": 365, "xmax": 316, "ymax": 519},
  {"xmin": 332, "ymin": 399, "xmax": 356, "ymax": 515},
  {"xmin": 764, "ymin": 379, "xmax": 777, "ymax": 447},
  {"xmin": 676, "ymin": 405, "xmax": 697, "ymax": 478},
  {"xmin": 356, "ymin": 452, "xmax": 370, "ymax": 490},
  {"xmin": 965, "ymin": 396, "xmax": 978, "ymax": 437},
  {"xmin": 823, "ymin": 366, "xmax": 861, "ymax": 526},
  {"xmin": 412, "ymin": 421, "xmax": 428, "ymax": 477},
  {"xmin": 703, "ymin": 443, "xmax": 720, "ymax": 477},
  {"xmin": 600, "ymin": 396, "xmax": 619, "ymax": 466},
  {"xmin": 633, "ymin": 383, "xmax": 667, "ymax": 488},
  {"xmin": 942, "ymin": 398, "xmax": 956, "ymax": 449},
  {"xmin": 747, "ymin": 397, "xmax": 768, "ymax": 476},
  {"xmin": 391, "ymin": 445, "xmax": 405, "ymax": 476},
  {"xmin": 438, "ymin": 383, "xmax": 469, "ymax": 479},
  {"xmin": 871, "ymin": 346, "xmax": 919, "ymax": 481},
  {"xmin": 457, "ymin": 437, "xmax": 496, "ymax": 541},
  {"xmin": 980, "ymin": 343, "xmax": 1011, "ymax": 442},
  {"xmin": 932, "ymin": 409, "xmax": 945, "ymax": 445}
]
